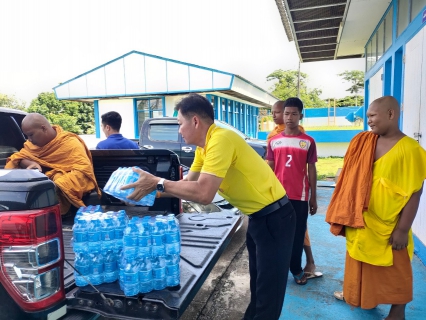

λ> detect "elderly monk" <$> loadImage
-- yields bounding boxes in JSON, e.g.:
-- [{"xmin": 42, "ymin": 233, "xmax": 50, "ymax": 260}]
[
  {"xmin": 5, "ymin": 113, "xmax": 101, "ymax": 214},
  {"xmin": 268, "ymin": 100, "xmax": 321, "ymax": 279},
  {"xmin": 326, "ymin": 96, "xmax": 426, "ymax": 320}
]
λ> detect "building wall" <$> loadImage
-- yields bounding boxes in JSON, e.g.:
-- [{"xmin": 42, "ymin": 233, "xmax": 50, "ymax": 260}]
[
  {"xmin": 316, "ymin": 143, "xmax": 349, "ymax": 157},
  {"xmin": 364, "ymin": 0, "xmax": 426, "ymax": 259}
]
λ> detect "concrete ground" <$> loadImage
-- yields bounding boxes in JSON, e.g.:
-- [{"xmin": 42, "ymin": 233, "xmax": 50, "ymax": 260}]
[{"xmin": 181, "ymin": 185, "xmax": 426, "ymax": 320}]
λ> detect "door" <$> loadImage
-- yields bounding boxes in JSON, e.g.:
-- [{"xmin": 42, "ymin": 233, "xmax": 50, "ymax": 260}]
[{"xmin": 403, "ymin": 27, "xmax": 426, "ymax": 244}]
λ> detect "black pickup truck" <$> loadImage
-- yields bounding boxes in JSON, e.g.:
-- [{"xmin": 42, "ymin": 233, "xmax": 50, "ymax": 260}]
[
  {"xmin": 138, "ymin": 117, "xmax": 267, "ymax": 167},
  {"xmin": 0, "ymin": 107, "xmax": 243, "ymax": 320}
]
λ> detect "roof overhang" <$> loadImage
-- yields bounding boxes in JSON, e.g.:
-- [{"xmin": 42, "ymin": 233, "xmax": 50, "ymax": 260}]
[{"xmin": 276, "ymin": 0, "xmax": 391, "ymax": 63}]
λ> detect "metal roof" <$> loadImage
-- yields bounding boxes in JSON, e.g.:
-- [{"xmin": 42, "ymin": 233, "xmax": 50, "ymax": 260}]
[
  {"xmin": 53, "ymin": 51, "xmax": 277, "ymax": 108},
  {"xmin": 276, "ymin": 0, "xmax": 352, "ymax": 62}
]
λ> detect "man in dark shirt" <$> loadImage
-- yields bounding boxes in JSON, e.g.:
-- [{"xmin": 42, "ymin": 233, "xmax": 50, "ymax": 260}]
[{"xmin": 96, "ymin": 111, "xmax": 139, "ymax": 149}]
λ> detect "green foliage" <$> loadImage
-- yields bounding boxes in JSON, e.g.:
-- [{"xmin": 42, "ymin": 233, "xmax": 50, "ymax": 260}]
[
  {"xmin": 324, "ymin": 96, "xmax": 365, "ymax": 107},
  {"xmin": 338, "ymin": 70, "xmax": 365, "ymax": 106},
  {"xmin": 266, "ymin": 69, "xmax": 326, "ymax": 108},
  {"xmin": 0, "ymin": 93, "xmax": 26, "ymax": 110},
  {"xmin": 28, "ymin": 92, "xmax": 94, "ymax": 134}
]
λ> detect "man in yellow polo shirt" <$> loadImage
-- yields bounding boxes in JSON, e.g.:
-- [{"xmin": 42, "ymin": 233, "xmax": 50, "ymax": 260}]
[{"xmin": 123, "ymin": 93, "xmax": 296, "ymax": 320}]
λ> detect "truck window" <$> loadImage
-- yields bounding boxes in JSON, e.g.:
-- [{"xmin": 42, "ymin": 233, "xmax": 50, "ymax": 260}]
[{"xmin": 149, "ymin": 124, "xmax": 179, "ymax": 142}]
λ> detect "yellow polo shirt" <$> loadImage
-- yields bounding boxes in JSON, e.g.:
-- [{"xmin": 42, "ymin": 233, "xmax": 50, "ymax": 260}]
[{"xmin": 190, "ymin": 123, "xmax": 286, "ymax": 215}]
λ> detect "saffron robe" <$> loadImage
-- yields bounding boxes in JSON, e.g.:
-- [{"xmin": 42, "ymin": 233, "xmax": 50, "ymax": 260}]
[{"xmin": 5, "ymin": 126, "xmax": 101, "ymax": 214}]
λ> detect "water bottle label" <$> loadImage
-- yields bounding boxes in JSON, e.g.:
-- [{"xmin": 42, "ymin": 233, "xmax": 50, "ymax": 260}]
[
  {"xmin": 123, "ymin": 236, "xmax": 138, "ymax": 246},
  {"xmin": 152, "ymin": 267, "xmax": 166, "ymax": 279},
  {"xmin": 165, "ymin": 232, "xmax": 179, "ymax": 243},
  {"xmin": 104, "ymin": 261, "xmax": 117, "ymax": 273},
  {"xmin": 152, "ymin": 234, "xmax": 163, "ymax": 246},
  {"xmin": 75, "ymin": 264, "xmax": 90, "ymax": 275},
  {"xmin": 139, "ymin": 235, "xmax": 151, "ymax": 247},
  {"xmin": 91, "ymin": 264, "xmax": 104, "ymax": 274},
  {"xmin": 124, "ymin": 273, "xmax": 138, "ymax": 283},
  {"xmin": 88, "ymin": 232, "xmax": 101, "ymax": 242},
  {"xmin": 166, "ymin": 264, "xmax": 179, "ymax": 276},
  {"xmin": 74, "ymin": 231, "xmax": 87, "ymax": 242},
  {"xmin": 139, "ymin": 270, "xmax": 152, "ymax": 282},
  {"xmin": 101, "ymin": 230, "xmax": 115, "ymax": 241}
]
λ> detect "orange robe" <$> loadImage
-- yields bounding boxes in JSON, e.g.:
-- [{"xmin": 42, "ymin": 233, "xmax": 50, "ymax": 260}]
[
  {"xmin": 267, "ymin": 123, "xmax": 311, "ymax": 246},
  {"xmin": 5, "ymin": 125, "xmax": 101, "ymax": 214}
]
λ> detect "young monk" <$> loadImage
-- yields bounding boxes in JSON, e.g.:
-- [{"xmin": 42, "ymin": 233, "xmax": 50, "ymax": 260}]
[
  {"xmin": 267, "ymin": 100, "xmax": 322, "ymax": 279},
  {"xmin": 5, "ymin": 113, "xmax": 101, "ymax": 214},
  {"xmin": 326, "ymin": 96, "xmax": 426, "ymax": 320}
]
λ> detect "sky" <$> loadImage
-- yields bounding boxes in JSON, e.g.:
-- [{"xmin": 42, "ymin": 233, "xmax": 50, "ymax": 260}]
[{"xmin": 0, "ymin": 0, "xmax": 364, "ymax": 106}]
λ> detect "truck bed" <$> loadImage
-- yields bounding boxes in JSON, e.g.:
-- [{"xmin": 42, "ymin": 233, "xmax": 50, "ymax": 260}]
[{"xmin": 61, "ymin": 149, "xmax": 243, "ymax": 319}]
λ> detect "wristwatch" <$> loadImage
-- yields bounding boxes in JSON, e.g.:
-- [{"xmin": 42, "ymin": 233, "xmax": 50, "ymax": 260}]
[{"xmin": 157, "ymin": 178, "xmax": 166, "ymax": 193}]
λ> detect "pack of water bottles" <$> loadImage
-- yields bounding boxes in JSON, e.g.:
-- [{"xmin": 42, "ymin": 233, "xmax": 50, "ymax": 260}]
[
  {"xmin": 72, "ymin": 206, "xmax": 128, "ymax": 287},
  {"xmin": 72, "ymin": 206, "xmax": 181, "ymax": 296},
  {"xmin": 119, "ymin": 214, "xmax": 181, "ymax": 296},
  {"xmin": 103, "ymin": 167, "xmax": 157, "ymax": 206}
]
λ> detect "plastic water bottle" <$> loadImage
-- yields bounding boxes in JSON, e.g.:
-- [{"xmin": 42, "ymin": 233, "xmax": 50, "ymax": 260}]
[
  {"xmin": 165, "ymin": 254, "xmax": 180, "ymax": 287},
  {"xmin": 151, "ymin": 255, "xmax": 166, "ymax": 290},
  {"xmin": 87, "ymin": 217, "xmax": 102, "ymax": 253},
  {"xmin": 151, "ymin": 216, "xmax": 166, "ymax": 256},
  {"xmin": 74, "ymin": 253, "xmax": 91, "ymax": 287},
  {"xmin": 122, "ymin": 259, "xmax": 139, "ymax": 296},
  {"xmin": 103, "ymin": 250, "xmax": 118, "ymax": 283},
  {"xmin": 103, "ymin": 168, "xmax": 121, "ymax": 194},
  {"xmin": 90, "ymin": 251, "xmax": 104, "ymax": 285},
  {"xmin": 101, "ymin": 214, "xmax": 115, "ymax": 252},
  {"xmin": 165, "ymin": 214, "xmax": 180, "ymax": 255},
  {"xmin": 139, "ymin": 256, "xmax": 153, "ymax": 293},
  {"xmin": 72, "ymin": 217, "xmax": 88, "ymax": 254},
  {"xmin": 138, "ymin": 217, "xmax": 152, "ymax": 258},
  {"xmin": 113, "ymin": 210, "xmax": 127, "ymax": 252},
  {"xmin": 123, "ymin": 217, "xmax": 139, "ymax": 246}
]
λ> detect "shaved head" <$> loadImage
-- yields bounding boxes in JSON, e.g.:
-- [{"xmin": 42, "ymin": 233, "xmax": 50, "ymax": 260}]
[
  {"xmin": 367, "ymin": 96, "xmax": 401, "ymax": 136},
  {"xmin": 271, "ymin": 101, "xmax": 285, "ymax": 125},
  {"xmin": 21, "ymin": 113, "xmax": 57, "ymax": 147}
]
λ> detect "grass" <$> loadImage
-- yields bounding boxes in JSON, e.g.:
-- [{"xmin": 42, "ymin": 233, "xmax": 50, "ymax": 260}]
[{"xmin": 316, "ymin": 157, "xmax": 344, "ymax": 181}]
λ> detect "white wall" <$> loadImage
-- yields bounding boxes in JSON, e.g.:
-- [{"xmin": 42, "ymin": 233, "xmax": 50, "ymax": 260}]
[
  {"xmin": 403, "ymin": 27, "xmax": 426, "ymax": 245},
  {"xmin": 98, "ymin": 99, "xmax": 136, "ymax": 139},
  {"xmin": 368, "ymin": 67, "xmax": 383, "ymax": 104},
  {"xmin": 316, "ymin": 143, "xmax": 349, "ymax": 157}
]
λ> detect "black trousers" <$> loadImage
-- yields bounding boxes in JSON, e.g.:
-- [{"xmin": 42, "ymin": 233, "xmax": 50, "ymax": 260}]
[
  {"xmin": 289, "ymin": 200, "xmax": 309, "ymax": 276},
  {"xmin": 243, "ymin": 202, "xmax": 296, "ymax": 320}
]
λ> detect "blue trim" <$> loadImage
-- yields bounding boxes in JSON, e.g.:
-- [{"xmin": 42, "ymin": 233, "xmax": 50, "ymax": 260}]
[
  {"xmin": 230, "ymin": 100, "xmax": 234, "ymax": 126},
  {"xmin": 162, "ymin": 97, "xmax": 166, "ymax": 117},
  {"xmin": 365, "ymin": 1, "xmax": 426, "ymax": 80},
  {"xmin": 383, "ymin": 57, "xmax": 392, "ymax": 96},
  {"xmin": 364, "ymin": 79, "xmax": 370, "ymax": 131},
  {"xmin": 305, "ymin": 130, "xmax": 362, "ymax": 143},
  {"xmin": 53, "ymin": 50, "xmax": 234, "ymax": 90},
  {"xmin": 133, "ymin": 99, "xmax": 139, "ymax": 138},
  {"xmin": 414, "ymin": 234, "xmax": 426, "ymax": 266},
  {"xmin": 94, "ymin": 100, "xmax": 100, "ymax": 138},
  {"xmin": 393, "ymin": 48, "xmax": 404, "ymax": 129}
]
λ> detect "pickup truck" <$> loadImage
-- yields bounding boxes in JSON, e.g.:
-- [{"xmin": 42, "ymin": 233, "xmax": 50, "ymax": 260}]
[
  {"xmin": 0, "ymin": 107, "xmax": 243, "ymax": 320},
  {"xmin": 138, "ymin": 117, "xmax": 267, "ymax": 167}
]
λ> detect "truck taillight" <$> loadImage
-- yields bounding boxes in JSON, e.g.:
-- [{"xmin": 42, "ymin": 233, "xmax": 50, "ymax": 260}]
[{"xmin": 0, "ymin": 205, "xmax": 65, "ymax": 312}]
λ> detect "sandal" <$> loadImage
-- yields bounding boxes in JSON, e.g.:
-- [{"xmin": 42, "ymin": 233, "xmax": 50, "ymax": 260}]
[
  {"xmin": 293, "ymin": 271, "xmax": 308, "ymax": 285},
  {"xmin": 305, "ymin": 271, "xmax": 323, "ymax": 279},
  {"xmin": 333, "ymin": 291, "xmax": 345, "ymax": 301}
]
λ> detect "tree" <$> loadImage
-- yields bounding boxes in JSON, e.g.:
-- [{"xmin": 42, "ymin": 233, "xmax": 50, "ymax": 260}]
[
  {"xmin": 324, "ymin": 96, "xmax": 365, "ymax": 107},
  {"xmin": 338, "ymin": 70, "xmax": 365, "ymax": 106},
  {"xmin": 266, "ymin": 69, "xmax": 326, "ymax": 108},
  {"xmin": 27, "ymin": 92, "xmax": 94, "ymax": 134},
  {"xmin": 0, "ymin": 93, "xmax": 26, "ymax": 110}
]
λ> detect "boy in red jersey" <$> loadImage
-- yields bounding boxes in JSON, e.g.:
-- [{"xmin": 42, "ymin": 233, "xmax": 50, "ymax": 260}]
[{"xmin": 267, "ymin": 97, "xmax": 318, "ymax": 285}]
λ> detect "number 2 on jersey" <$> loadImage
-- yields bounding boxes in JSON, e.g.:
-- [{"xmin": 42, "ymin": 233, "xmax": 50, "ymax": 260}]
[{"xmin": 285, "ymin": 155, "xmax": 292, "ymax": 167}]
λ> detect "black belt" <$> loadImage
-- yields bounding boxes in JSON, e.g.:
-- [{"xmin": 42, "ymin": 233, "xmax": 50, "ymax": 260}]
[{"xmin": 249, "ymin": 195, "xmax": 289, "ymax": 219}]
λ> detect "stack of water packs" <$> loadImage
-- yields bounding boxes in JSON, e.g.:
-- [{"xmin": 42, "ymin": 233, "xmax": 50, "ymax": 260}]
[{"xmin": 72, "ymin": 206, "xmax": 181, "ymax": 296}]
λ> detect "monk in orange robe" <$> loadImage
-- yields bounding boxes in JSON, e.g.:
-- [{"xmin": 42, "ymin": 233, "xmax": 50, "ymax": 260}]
[
  {"xmin": 326, "ymin": 96, "xmax": 426, "ymax": 320},
  {"xmin": 268, "ymin": 100, "xmax": 321, "ymax": 278},
  {"xmin": 5, "ymin": 113, "xmax": 101, "ymax": 214}
]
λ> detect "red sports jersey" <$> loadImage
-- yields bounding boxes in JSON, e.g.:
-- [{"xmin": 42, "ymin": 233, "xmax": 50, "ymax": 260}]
[{"xmin": 266, "ymin": 132, "xmax": 317, "ymax": 201}]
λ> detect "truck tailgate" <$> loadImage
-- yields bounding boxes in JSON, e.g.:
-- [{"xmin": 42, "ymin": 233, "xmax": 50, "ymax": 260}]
[{"xmin": 64, "ymin": 210, "xmax": 243, "ymax": 319}]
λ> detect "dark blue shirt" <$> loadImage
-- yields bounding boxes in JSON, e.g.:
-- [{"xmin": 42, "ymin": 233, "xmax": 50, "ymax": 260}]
[{"xmin": 96, "ymin": 134, "xmax": 139, "ymax": 149}]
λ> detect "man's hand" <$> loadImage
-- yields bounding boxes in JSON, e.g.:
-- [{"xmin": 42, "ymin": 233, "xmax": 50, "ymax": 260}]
[
  {"xmin": 120, "ymin": 167, "xmax": 159, "ymax": 201},
  {"xmin": 389, "ymin": 228, "xmax": 409, "ymax": 250},
  {"xmin": 25, "ymin": 161, "xmax": 42, "ymax": 172},
  {"xmin": 309, "ymin": 197, "xmax": 317, "ymax": 215}
]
